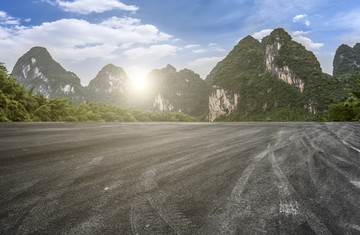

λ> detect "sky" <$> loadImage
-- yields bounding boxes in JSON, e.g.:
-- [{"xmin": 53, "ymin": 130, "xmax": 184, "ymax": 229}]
[{"xmin": 1, "ymin": 0, "xmax": 360, "ymax": 85}]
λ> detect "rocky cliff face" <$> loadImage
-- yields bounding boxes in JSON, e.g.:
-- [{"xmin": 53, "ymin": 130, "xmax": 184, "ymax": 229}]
[
  {"xmin": 265, "ymin": 38, "xmax": 304, "ymax": 92},
  {"xmin": 333, "ymin": 43, "xmax": 360, "ymax": 77},
  {"xmin": 146, "ymin": 65, "xmax": 209, "ymax": 117},
  {"xmin": 153, "ymin": 94, "xmax": 174, "ymax": 112},
  {"xmin": 208, "ymin": 86, "xmax": 240, "ymax": 121},
  {"xmin": 11, "ymin": 47, "xmax": 85, "ymax": 99}
]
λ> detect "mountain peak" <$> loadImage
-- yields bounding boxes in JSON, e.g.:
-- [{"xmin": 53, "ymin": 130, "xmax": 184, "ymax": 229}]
[
  {"xmin": 26, "ymin": 46, "xmax": 52, "ymax": 59},
  {"xmin": 333, "ymin": 43, "xmax": 360, "ymax": 77},
  {"xmin": 269, "ymin": 28, "xmax": 292, "ymax": 42},
  {"xmin": 164, "ymin": 64, "xmax": 177, "ymax": 73},
  {"xmin": 99, "ymin": 64, "xmax": 125, "ymax": 73},
  {"xmin": 102, "ymin": 63, "xmax": 116, "ymax": 70},
  {"xmin": 238, "ymin": 35, "xmax": 259, "ymax": 45},
  {"xmin": 11, "ymin": 46, "xmax": 83, "ymax": 99},
  {"xmin": 353, "ymin": 43, "xmax": 360, "ymax": 51}
]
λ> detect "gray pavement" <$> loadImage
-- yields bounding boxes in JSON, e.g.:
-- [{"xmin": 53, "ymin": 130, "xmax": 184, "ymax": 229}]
[{"xmin": 0, "ymin": 122, "xmax": 360, "ymax": 234}]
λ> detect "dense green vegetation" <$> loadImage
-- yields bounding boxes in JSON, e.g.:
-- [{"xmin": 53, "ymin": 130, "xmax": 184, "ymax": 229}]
[
  {"xmin": 0, "ymin": 64, "xmax": 198, "ymax": 122},
  {"xmin": 208, "ymin": 36, "xmax": 265, "ymax": 92},
  {"xmin": 333, "ymin": 44, "xmax": 360, "ymax": 77},
  {"xmin": 209, "ymin": 28, "xmax": 360, "ymax": 122},
  {"xmin": 327, "ymin": 74, "xmax": 360, "ymax": 121}
]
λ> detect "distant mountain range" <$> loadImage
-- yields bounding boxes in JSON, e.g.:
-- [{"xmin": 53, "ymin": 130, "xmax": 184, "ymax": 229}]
[
  {"xmin": 11, "ymin": 48, "xmax": 209, "ymax": 118},
  {"xmin": 10, "ymin": 28, "xmax": 360, "ymax": 121}
]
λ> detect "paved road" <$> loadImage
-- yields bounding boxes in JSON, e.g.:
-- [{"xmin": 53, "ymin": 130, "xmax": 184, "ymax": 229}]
[{"xmin": 0, "ymin": 122, "xmax": 360, "ymax": 234}]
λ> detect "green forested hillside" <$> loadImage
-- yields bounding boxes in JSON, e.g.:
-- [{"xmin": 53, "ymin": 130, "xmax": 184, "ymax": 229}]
[
  {"xmin": 333, "ymin": 43, "xmax": 360, "ymax": 77},
  {"xmin": 208, "ymin": 28, "xmax": 360, "ymax": 121},
  {"xmin": 0, "ymin": 64, "xmax": 198, "ymax": 122},
  {"xmin": 327, "ymin": 73, "xmax": 360, "ymax": 121}
]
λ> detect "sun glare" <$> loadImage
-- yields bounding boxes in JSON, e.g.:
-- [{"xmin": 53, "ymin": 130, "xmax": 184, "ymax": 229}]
[{"xmin": 127, "ymin": 67, "xmax": 148, "ymax": 91}]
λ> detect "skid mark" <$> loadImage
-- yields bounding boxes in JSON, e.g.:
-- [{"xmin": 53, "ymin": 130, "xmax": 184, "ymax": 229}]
[
  {"xmin": 300, "ymin": 136, "xmax": 320, "ymax": 185},
  {"xmin": 342, "ymin": 140, "xmax": 360, "ymax": 153},
  {"xmin": 279, "ymin": 202, "xmax": 299, "ymax": 216},
  {"xmin": 13, "ymin": 154, "xmax": 108, "ymax": 232},
  {"xmin": 270, "ymin": 153, "xmax": 299, "ymax": 217},
  {"xmin": 75, "ymin": 156, "xmax": 104, "ymax": 169},
  {"xmin": 104, "ymin": 180, "xmax": 123, "ymax": 191},
  {"xmin": 270, "ymin": 151, "xmax": 331, "ymax": 235},
  {"xmin": 130, "ymin": 203, "xmax": 139, "ymax": 235},
  {"xmin": 147, "ymin": 197, "xmax": 192, "ymax": 235},
  {"xmin": 140, "ymin": 170, "xmax": 158, "ymax": 192},
  {"xmin": 229, "ymin": 148, "xmax": 270, "ymax": 205},
  {"xmin": 350, "ymin": 181, "xmax": 360, "ymax": 189},
  {"xmin": 130, "ymin": 169, "xmax": 194, "ymax": 235},
  {"xmin": 88, "ymin": 156, "xmax": 104, "ymax": 166},
  {"xmin": 344, "ymin": 223, "xmax": 360, "ymax": 231},
  {"xmin": 130, "ymin": 196, "xmax": 192, "ymax": 235},
  {"xmin": 162, "ymin": 143, "xmax": 246, "ymax": 179},
  {"xmin": 219, "ymin": 146, "xmax": 272, "ymax": 234}
]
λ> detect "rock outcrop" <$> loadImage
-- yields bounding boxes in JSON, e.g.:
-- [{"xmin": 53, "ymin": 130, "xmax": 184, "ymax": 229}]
[
  {"xmin": 209, "ymin": 86, "xmax": 240, "ymax": 121},
  {"xmin": 146, "ymin": 65, "xmax": 209, "ymax": 116},
  {"xmin": 11, "ymin": 47, "xmax": 85, "ymax": 100},
  {"xmin": 153, "ymin": 94, "xmax": 174, "ymax": 112},
  {"xmin": 265, "ymin": 38, "xmax": 304, "ymax": 92}
]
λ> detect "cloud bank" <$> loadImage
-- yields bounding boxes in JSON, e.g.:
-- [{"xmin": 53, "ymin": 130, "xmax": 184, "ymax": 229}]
[{"xmin": 54, "ymin": 0, "xmax": 138, "ymax": 14}]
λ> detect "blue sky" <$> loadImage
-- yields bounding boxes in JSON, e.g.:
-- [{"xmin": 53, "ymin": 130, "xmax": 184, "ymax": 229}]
[{"xmin": 1, "ymin": 0, "xmax": 360, "ymax": 85}]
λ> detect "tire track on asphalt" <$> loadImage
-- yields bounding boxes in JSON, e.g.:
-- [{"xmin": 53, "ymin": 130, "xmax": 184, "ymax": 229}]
[
  {"xmin": 271, "ymin": 130, "xmax": 332, "ymax": 235},
  {"xmin": 14, "ymin": 153, "xmax": 107, "ymax": 233},
  {"xmin": 301, "ymin": 132, "xmax": 360, "ymax": 191},
  {"xmin": 217, "ymin": 144, "xmax": 273, "ymax": 234},
  {"xmin": 130, "ymin": 170, "xmax": 194, "ymax": 235}
]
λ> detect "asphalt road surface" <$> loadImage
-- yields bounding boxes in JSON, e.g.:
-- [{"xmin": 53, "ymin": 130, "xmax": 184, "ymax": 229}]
[{"xmin": 1, "ymin": 122, "xmax": 360, "ymax": 234}]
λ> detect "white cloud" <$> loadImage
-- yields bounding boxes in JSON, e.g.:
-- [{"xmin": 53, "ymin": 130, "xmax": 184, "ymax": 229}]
[
  {"xmin": 0, "ymin": 11, "xmax": 20, "ymax": 25},
  {"xmin": 186, "ymin": 56, "xmax": 225, "ymax": 79},
  {"xmin": 291, "ymin": 32, "xmax": 323, "ymax": 50},
  {"xmin": 185, "ymin": 44, "xmax": 200, "ymax": 49},
  {"xmin": 192, "ymin": 49, "xmax": 206, "ymax": 54},
  {"xmin": 0, "ymin": 17, "xmax": 171, "ymax": 59},
  {"xmin": 0, "ymin": 16, "xmax": 175, "ymax": 84},
  {"xmin": 291, "ymin": 31, "xmax": 309, "ymax": 36},
  {"xmin": 209, "ymin": 43, "xmax": 217, "ymax": 46},
  {"xmin": 293, "ymin": 13, "xmax": 311, "ymax": 27},
  {"xmin": 249, "ymin": 29, "xmax": 323, "ymax": 51},
  {"xmin": 172, "ymin": 38, "xmax": 181, "ymax": 43},
  {"xmin": 242, "ymin": 0, "xmax": 324, "ymax": 30},
  {"xmin": 25, "ymin": 18, "xmax": 32, "ymax": 23},
  {"xmin": 293, "ymin": 14, "xmax": 307, "ymax": 22},
  {"xmin": 124, "ymin": 44, "xmax": 179, "ymax": 61},
  {"xmin": 251, "ymin": 29, "xmax": 273, "ymax": 40},
  {"xmin": 54, "ymin": 0, "xmax": 138, "ymax": 14}
]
